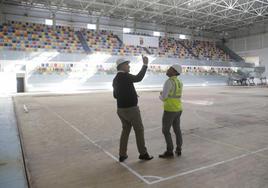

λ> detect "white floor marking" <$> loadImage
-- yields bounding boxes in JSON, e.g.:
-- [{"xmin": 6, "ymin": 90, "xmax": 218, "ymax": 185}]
[
  {"xmin": 148, "ymin": 146, "xmax": 268, "ymax": 184},
  {"xmin": 190, "ymin": 133, "xmax": 268, "ymax": 158},
  {"xmin": 35, "ymin": 101, "xmax": 268, "ymax": 185},
  {"xmin": 183, "ymin": 100, "xmax": 214, "ymax": 106},
  {"xmin": 92, "ymin": 126, "xmax": 161, "ymax": 143},
  {"xmin": 143, "ymin": 175, "xmax": 163, "ymax": 181},
  {"xmin": 191, "ymin": 133, "xmax": 250, "ymax": 152},
  {"xmin": 145, "ymin": 126, "xmax": 162, "ymax": 133},
  {"xmin": 23, "ymin": 104, "xmax": 29, "ymax": 113},
  {"xmin": 41, "ymin": 104, "xmax": 151, "ymax": 185},
  {"xmin": 192, "ymin": 108, "xmax": 268, "ymax": 158}
]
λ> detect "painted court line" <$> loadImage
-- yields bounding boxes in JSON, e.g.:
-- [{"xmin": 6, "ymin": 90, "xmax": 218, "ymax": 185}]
[
  {"xmin": 36, "ymin": 102, "xmax": 268, "ymax": 185},
  {"xmin": 41, "ymin": 104, "xmax": 151, "ymax": 185},
  {"xmin": 190, "ymin": 133, "xmax": 268, "ymax": 158},
  {"xmin": 93, "ymin": 126, "xmax": 161, "ymax": 143},
  {"xmin": 23, "ymin": 104, "xmax": 29, "ymax": 113},
  {"xmin": 192, "ymin": 108, "xmax": 268, "ymax": 158},
  {"xmin": 148, "ymin": 146, "xmax": 268, "ymax": 184},
  {"xmin": 183, "ymin": 99, "xmax": 214, "ymax": 106},
  {"xmin": 190, "ymin": 133, "xmax": 251, "ymax": 152}
]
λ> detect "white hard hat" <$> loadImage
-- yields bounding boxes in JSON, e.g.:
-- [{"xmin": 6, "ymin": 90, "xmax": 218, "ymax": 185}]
[
  {"xmin": 116, "ymin": 58, "xmax": 130, "ymax": 67},
  {"xmin": 171, "ymin": 64, "xmax": 182, "ymax": 74}
]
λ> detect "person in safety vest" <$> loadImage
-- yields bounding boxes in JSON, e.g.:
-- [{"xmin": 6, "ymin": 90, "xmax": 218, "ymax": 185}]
[
  {"xmin": 113, "ymin": 55, "xmax": 153, "ymax": 162},
  {"xmin": 159, "ymin": 64, "xmax": 183, "ymax": 158}
]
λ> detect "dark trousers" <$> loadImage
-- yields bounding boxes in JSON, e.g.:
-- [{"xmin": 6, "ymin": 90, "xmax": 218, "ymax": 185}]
[
  {"xmin": 162, "ymin": 111, "xmax": 183, "ymax": 152},
  {"xmin": 117, "ymin": 106, "xmax": 147, "ymax": 156}
]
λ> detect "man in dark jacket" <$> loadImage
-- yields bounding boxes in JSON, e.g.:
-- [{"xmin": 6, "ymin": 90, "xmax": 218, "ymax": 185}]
[{"xmin": 113, "ymin": 55, "xmax": 153, "ymax": 162}]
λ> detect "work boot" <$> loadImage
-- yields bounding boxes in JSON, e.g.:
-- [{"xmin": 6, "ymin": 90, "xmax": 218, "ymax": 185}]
[
  {"xmin": 159, "ymin": 151, "xmax": 174, "ymax": 158},
  {"xmin": 139, "ymin": 153, "xmax": 153, "ymax": 160},
  {"xmin": 119, "ymin": 155, "xmax": 128, "ymax": 162},
  {"xmin": 175, "ymin": 150, "xmax": 182, "ymax": 156}
]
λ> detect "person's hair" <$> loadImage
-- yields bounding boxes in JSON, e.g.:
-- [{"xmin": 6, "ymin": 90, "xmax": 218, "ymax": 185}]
[
  {"xmin": 117, "ymin": 64, "xmax": 122, "ymax": 71},
  {"xmin": 175, "ymin": 70, "xmax": 180, "ymax": 76},
  {"xmin": 117, "ymin": 62, "xmax": 128, "ymax": 71}
]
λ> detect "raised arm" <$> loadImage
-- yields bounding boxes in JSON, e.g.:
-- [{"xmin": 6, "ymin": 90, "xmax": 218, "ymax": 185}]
[{"xmin": 128, "ymin": 55, "xmax": 148, "ymax": 83}]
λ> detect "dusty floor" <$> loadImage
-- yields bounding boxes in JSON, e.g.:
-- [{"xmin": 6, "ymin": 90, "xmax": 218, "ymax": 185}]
[{"xmin": 13, "ymin": 86, "xmax": 268, "ymax": 188}]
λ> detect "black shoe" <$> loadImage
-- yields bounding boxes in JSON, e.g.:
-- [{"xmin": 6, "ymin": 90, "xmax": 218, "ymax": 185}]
[
  {"xmin": 175, "ymin": 150, "xmax": 181, "ymax": 156},
  {"xmin": 119, "ymin": 155, "xmax": 128, "ymax": 162},
  {"xmin": 159, "ymin": 151, "xmax": 174, "ymax": 158},
  {"xmin": 139, "ymin": 153, "xmax": 153, "ymax": 161}
]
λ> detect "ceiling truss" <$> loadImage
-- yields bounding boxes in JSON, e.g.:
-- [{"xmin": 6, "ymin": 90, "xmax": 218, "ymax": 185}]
[{"xmin": 2, "ymin": 0, "xmax": 268, "ymax": 34}]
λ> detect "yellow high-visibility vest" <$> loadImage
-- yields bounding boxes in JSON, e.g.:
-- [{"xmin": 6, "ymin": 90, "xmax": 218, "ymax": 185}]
[{"xmin": 164, "ymin": 76, "xmax": 183, "ymax": 112}]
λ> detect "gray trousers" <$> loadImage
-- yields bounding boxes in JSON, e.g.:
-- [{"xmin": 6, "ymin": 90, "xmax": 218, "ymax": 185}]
[
  {"xmin": 162, "ymin": 111, "xmax": 183, "ymax": 153},
  {"xmin": 117, "ymin": 106, "xmax": 147, "ymax": 156}
]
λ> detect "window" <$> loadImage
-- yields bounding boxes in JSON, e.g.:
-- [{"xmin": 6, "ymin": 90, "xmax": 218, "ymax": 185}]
[
  {"xmin": 153, "ymin": 31, "xmax": 160, "ymax": 36},
  {"xmin": 123, "ymin": 28, "xmax": 131, "ymax": 33},
  {"xmin": 179, "ymin": 34, "xmax": 186, "ymax": 39},
  {"xmin": 87, "ymin": 24, "xmax": 96, "ymax": 30},
  {"xmin": 45, "ymin": 19, "xmax": 53, "ymax": 26}
]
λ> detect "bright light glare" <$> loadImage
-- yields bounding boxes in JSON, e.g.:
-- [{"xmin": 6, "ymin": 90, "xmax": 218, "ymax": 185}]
[
  {"xmin": 87, "ymin": 24, "xmax": 96, "ymax": 30},
  {"xmin": 45, "ymin": 19, "xmax": 53, "ymax": 26},
  {"xmin": 153, "ymin": 31, "xmax": 160, "ymax": 36},
  {"xmin": 179, "ymin": 34, "xmax": 186, "ymax": 39},
  {"xmin": 123, "ymin": 28, "xmax": 131, "ymax": 33}
]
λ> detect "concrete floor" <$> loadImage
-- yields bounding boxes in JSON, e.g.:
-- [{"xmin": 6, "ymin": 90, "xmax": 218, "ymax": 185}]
[
  {"xmin": 0, "ymin": 97, "xmax": 28, "ymax": 188},
  {"xmin": 13, "ymin": 86, "xmax": 268, "ymax": 188}
]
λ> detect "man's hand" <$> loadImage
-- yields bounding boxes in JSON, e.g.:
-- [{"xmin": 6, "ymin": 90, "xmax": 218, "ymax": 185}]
[{"xmin": 142, "ymin": 55, "xmax": 148, "ymax": 65}]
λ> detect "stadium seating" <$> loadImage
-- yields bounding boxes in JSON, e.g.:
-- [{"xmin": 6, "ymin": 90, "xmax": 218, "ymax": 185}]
[
  {"xmin": 82, "ymin": 29, "xmax": 146, "ymax": 56},
  {"xmin": 0, "ymin": 20, "xmax": 232, "ymax": 61},
  {"xmin": 149, "ymin": 37, "xmax": 193, "ymax": 58},
  {"xmin": 182, "ymin": 39, "xmax": 230, "ymax": 61},
  {"xmin": 0, "ymin": 21, "xmax": 84, "ymax": 53},
  {"xmin": 148, "ymin": 37, "xmax": 231, "ymax": 61}
]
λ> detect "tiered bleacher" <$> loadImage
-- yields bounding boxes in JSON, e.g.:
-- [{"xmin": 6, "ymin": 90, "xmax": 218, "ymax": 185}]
[
  {"xmin": 149, "ymin": 37, "xmax": 193, "ymax": 58},
  {"xmin": 82, "ymin": 29, "xmax": 120, "ymax": 54},
  {"xmin": 0, "ymin": 20, "xmax": 232, "ymax": 61},
  {"xmin": 182, "ymin": 40, "xmax": 230, "ymax": 61},
  {"xmin": 0, "ymin": 21, "xmax": 83, "ymax": 53},
  {"xmin": 148, "ymin": 37, "xmax": 231, "ymax": 61},
  {"xmin": 82, "ymin": 29, "xmax": 146, "ymax": 56}
]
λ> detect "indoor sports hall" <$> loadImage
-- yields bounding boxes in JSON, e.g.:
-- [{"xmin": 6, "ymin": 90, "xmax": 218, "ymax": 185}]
[{"xmin": 0, "ymin": 1, "xmax": 268, "ymax": 188}]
